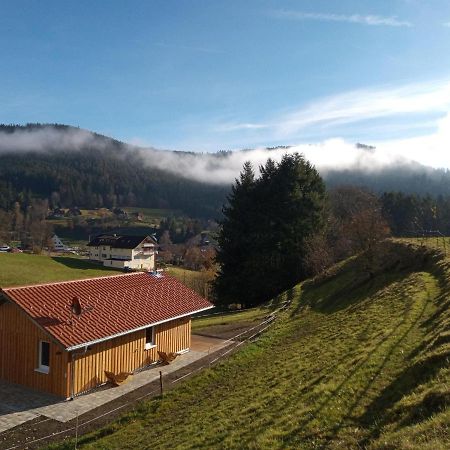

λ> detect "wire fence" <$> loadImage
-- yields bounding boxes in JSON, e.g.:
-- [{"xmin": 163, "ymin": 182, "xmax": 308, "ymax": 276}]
[
  {"xmin": 4, "ymin": 297, "xmax": 293, "ymax": 450},
  {"xmin": 401, "ymin": 230, "xmax": 449, "ymax": 256}
]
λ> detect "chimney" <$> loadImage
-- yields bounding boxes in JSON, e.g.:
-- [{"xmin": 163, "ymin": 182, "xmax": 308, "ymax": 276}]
[{"xmin": 71, "ymin": 296, "xmax": 82, "ymax": 316}]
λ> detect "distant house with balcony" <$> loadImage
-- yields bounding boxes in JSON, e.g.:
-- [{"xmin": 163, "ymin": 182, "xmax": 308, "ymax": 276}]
[{"xmin": 87, "ymin": 234, "xmax": 157, "ymax": 271}]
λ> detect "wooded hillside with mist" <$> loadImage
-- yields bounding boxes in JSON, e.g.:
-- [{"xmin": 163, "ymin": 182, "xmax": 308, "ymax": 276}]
[{"xmin": 1, "ymin": 123, "xmax": 450, "ymax": 220}]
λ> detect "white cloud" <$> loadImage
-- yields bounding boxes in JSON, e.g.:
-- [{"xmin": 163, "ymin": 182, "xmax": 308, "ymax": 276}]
[
  {"xmin": 374, "ymin": 112, "xmax": 450, "ymax": 169},
  {"xmin": 137, "ymin": 126, "xmax": 450, "ymax": 185},
  {"xmin": 271, "ymin": 10, "xmax": 412, "ymax": 27},
  {"xmin": 0, "ymin": 127, "xmax": 101, "ymax": 153},
  {"xmin": 215, "ymin": 79, "xmax": 450, "ymax": 142},
  {"xmin": 137, "ymin": 78, "xmax": 450, "ymax": 178},
  {"xmin": 274, "ymin": 80, "xmax": 450, "ymax": 137},
  {"xmin": 214, "ymin": 122, "xmax": 268, "ymax": 132}
]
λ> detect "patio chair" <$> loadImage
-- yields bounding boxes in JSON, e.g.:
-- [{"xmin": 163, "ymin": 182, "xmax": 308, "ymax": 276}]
[
  {"xmin": 157, "ymin": 350, "xmax": 179, "ymax": 365},
  {"xmin": 104, "ymin": 370, "xmax": 133, "ymax": 386}
]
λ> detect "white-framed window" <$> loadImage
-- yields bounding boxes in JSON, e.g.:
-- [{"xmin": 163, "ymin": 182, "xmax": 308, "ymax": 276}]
[
  {"xmin": 145, "ymin": 326, "xmax": 155, "ymax": 350},
  {"xmin": 37, "ymin": 340, "xmax": 50, "ymax": 374}
]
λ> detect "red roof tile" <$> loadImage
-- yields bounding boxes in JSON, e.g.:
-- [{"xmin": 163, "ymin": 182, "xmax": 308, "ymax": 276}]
[{"xmin": 1, "ymin": 272, "xmax": 213, "ymax": 350}]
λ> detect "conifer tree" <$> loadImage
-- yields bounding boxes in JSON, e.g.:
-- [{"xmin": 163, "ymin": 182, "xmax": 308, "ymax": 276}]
[
  {"xmin": 215, "ymin": 154, "xmax": 326, "ymax": 307},
  {"xmin": 214, "ymin": 161, "xmax": 256, "ymax": 306}
]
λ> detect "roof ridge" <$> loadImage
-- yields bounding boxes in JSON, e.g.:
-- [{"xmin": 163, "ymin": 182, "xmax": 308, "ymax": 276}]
[{"xmin": 2, "ymin": 271, "xmax": 145, "ymax": 291}]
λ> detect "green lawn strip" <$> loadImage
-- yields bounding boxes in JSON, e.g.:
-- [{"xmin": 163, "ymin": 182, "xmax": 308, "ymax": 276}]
[
  {"xmin": 46, "ymin": 255, "xmax": 446, "ymax": 449},
  {"xmin": 166, "ymin": 266, "xmax": 204, "ymax": 283},
  {"xmin": 397, "ymin": 237, "xmax": 450, "ymax": 254},
  {"xmin": 121, "ymin": 206, "xmax": 181, "ymax": 221},
  {"xmin": 0, "ymin": 253, "xmax": 120, "ymax": 287},
  {"xmin": 192, "ymin": 307, "xmax": 268, "ymax": 332}
]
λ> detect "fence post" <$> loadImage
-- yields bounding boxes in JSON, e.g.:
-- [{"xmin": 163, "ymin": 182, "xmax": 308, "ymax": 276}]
[{"xmin": 159, "ymin": 370, "xmax": 164, "ymax": 397}]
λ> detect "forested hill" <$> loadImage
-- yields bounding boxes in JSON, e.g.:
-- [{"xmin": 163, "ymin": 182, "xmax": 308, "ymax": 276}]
[
  {"xmin": 1, "ymin": 123, "xmax": 450, "ymax": 219},
  {"xmin": 0, "ymin": 124, "xmax": 229, "ymax": 218}
]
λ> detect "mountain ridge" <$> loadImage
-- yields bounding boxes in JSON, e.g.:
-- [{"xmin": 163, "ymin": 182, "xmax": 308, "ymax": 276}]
[{"xmin": 1, "ymin": 123, "xmax": 450, "ymax": 218}]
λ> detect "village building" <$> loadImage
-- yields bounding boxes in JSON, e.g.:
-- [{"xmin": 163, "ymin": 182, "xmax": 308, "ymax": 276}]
[
  {"xmin": 0, "ymin": 272, "xmax": 213, "ymax": 398},
  {"xmin": 51, "ymin": 234, "xmax": 68, "ymax": 252},
  {"xmin": 87, "ymin": 234, "xmax": 157, "ymax": 271}
]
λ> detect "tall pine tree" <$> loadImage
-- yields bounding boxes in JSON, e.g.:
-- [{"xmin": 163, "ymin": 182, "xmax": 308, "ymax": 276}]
[
  {"xmin": 215, "ymin": 154, "xmax": 326, "ymax": 307},
  {"xmin": 214, "ymin": 161, "xmax": 256, "ymax": 306}
]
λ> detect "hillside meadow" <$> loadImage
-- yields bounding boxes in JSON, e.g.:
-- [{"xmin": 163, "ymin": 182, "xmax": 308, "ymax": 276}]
[
  {"xmin": 0, "ymin": 253, "xmax": 120, "ymax": 288},
  {"xmin": 45, "ymin": 241, "xmax": 449, "ymax": 449}
]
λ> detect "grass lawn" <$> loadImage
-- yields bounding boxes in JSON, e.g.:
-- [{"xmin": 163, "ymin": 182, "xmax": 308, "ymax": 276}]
[
  {"xmin": 166, "ymin": 266, "xmax": 205, "ymax": 283},
  {"xmin": 166, "ymin": 266, "xmax": 213, "ymax": 299},
  {"xmin": 0, "ymin": 253, "xmax": 120, "ymax": 287},
  {"xmin": 122, "ymin": 207, "xmax": 182, "ymax": 226},
  {"xmin": 46, "ymin": 241, "xmax": 450, "ymax": 449},
  {"xmin": 398, "ymin": 236, "xmax": 450, "ymax": 254},
  {"xmin": 192, "ymin": 307, "xmax": 268, "ymax": 333}
]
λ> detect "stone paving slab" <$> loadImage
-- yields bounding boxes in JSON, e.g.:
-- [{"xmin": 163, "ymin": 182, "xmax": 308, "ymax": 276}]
[
  {"xmin": 0, "ymin": 380, "xmax": 59, "ymax": 433},
  {"xmin": 37, "ymin": 349, "xmax": 208, "ymax": 422},
  {"xmin": 0, "ymin": 410, "xmax": 40, "ymax": 434},
  {"xmin": 0, "ymin": 335, "xmax": 231, "ymax": 432}
]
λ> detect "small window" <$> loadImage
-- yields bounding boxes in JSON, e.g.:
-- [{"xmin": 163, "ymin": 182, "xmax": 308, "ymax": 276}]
[
  {"xmin": 37, "ymin": 341, "xmax": 50, "ymax": 373},
  {"xmin": 145, "ymin": 327, "xmax": 155, "ymax": 350}
]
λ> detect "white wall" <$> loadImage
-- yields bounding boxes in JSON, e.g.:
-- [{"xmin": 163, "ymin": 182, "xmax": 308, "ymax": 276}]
[{"xmin": 89, "ymin": 242, "xmax": 155, "ymax": 271}]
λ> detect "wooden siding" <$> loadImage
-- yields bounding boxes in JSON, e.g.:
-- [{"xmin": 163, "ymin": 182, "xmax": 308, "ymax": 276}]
[
  {"xmin": 72, "ymin": 316, "xmax": 191, "ymax": 395},
  {"xmin": 0, "ymin": 298, "xmax": 191, "ymax": 398},
  {"xmin": 0, "ymin": 301, "xmax": 69, "ymax": 397},
  {"xmin": 156, "ymin": 316, "xmax": 191, "ymax": 353}
]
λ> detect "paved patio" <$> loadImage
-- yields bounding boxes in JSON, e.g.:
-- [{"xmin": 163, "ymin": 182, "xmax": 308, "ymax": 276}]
[{"xmin": 0, "ymin": 335, "xmax": 231, "ymax": 434}]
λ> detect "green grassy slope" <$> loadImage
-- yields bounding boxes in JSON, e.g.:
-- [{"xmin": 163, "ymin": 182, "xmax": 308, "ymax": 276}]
[
  {"xmin": 48, "ymin": 242, "xmax": 449, "ymax": 449},
  {"xmin": 192, "ymin": 307, "xmax": 268, "ymax": 333},
  {"xmin": 167, "ymin": 266, "xmax": 214, "ymax": 300},
  {"xmin": 0, "ymin": 253, "xmax": 120, "ymax": 287}
]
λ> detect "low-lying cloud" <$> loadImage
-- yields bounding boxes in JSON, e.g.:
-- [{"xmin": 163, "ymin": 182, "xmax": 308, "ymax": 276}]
[
  {"xmin": 0, "ymin": 126, "xmax": 108, "ymax": 153},
  {"xmin": 137, "ymin": 139, "xmax": 421, "ymax": 185},
  {"xmin": 1, "ymin": 110, "xmax": 449, "ymax": 186}
]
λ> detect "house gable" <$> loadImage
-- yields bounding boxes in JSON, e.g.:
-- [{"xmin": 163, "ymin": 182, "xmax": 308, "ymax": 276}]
[{"xmin": 0, "ymin": 296, "xmax": 69, "ymax": 397}]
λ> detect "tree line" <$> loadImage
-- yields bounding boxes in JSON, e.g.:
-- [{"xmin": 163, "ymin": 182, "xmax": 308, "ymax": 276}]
[{"xmin": 214, "ymin": 155, "xmax": 450, "ymax": 308}]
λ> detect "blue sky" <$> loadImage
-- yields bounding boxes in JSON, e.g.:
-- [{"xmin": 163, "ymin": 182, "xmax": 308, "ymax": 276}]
[{"xmin": 1, "ymin": 0, "xmax": 450, "ymax": 163}]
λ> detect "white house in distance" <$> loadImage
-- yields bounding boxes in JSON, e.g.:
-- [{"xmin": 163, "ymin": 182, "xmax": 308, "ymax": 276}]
[
  {"xmin": 51, "ymin": 234, "xmax": 68, "ymax": 252},
  {"xmin": 87, "ymin": 234, "xmax": 157, "ymax": 271}
]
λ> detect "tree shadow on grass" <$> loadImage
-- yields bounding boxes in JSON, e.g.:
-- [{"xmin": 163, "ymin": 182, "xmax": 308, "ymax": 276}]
[
  {"xmin": 357, "ymin": 351, "xmax": 450, "ymax": 447},
  {"xmin": 320, "ymin": 287, "xmax": 433, "ymax": 448},
  {"xmin": 51, "ymin": 257, "xmax": 123, "ymax": 272},
  {"xmin": 292, "ymin": 266, "xmax": 410, "ymax": 317},
  {"xmin": 283, "ymin": 273, "xmax": 434, "ymax": 448},
  {"xmin": 293, "ymin": 242, "xmax": 438, "ymax": 318}
]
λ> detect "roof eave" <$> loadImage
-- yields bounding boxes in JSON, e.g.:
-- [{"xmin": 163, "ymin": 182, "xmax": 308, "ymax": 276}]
[{"xmin": 65, "ymin": 304, "xmax": 214, "ymax": 351}]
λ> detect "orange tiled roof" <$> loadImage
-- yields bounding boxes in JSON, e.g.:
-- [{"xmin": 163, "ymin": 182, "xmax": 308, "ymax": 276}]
[{"xmin": 1, "ymin": 272, "xmax": 213, "ymax": 350}]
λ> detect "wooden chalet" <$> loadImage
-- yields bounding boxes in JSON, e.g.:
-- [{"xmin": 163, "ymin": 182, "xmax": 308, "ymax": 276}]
[{"xmin": 0, "ymin": 272, "xmax": 213, "ymax": 398}]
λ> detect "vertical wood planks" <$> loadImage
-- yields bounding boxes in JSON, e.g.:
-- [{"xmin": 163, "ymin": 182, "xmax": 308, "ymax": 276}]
[
  {"xmin": 0, "ymin": 302, "xmax": 69, "ymax": 397},
  {"xmin": 0, "ymin": 300, "xmax": 192, "ymax": 397}
]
